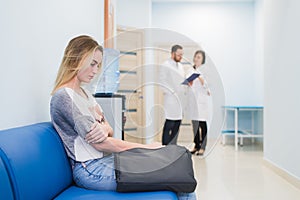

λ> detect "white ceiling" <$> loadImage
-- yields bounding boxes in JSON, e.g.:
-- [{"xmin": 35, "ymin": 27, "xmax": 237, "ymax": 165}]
[{"xmin": 152, "ymin": 0, "xmax": 255, "ymax": 3}]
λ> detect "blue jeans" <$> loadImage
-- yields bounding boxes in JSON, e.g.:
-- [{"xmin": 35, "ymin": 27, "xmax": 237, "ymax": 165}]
[{"xmin": 72, "ymin": 154, "xmax": 197, "ymax": 200}]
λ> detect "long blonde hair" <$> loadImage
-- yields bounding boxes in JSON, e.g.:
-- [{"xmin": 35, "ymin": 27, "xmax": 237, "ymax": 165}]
[{"xmin": 51, "ymin": 35, "xmax": 103, "ymax": 95}]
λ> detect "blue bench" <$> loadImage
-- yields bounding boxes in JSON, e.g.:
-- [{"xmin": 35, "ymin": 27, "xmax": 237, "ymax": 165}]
[{"xmin": 0, "ymin": 122, "xmax": 177, "ymax": 199}]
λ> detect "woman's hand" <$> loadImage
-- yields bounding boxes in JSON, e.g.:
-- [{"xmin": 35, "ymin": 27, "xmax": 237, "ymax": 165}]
[
  {"xmin": 207, "ymin": 90, "xmax": 211, "ymax": 96},
  {"xmin": 198, "ymin": 76, "xmax": 205, "ymax": 85},
  {"xmin": 85, "ymin": 122, "xmax": 110, "ymax": 144}
]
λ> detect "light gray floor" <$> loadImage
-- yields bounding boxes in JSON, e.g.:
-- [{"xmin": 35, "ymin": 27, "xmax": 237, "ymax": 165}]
[{"xmin": 179, "ymin": 140, "xmax": 300, "ymax": 200}]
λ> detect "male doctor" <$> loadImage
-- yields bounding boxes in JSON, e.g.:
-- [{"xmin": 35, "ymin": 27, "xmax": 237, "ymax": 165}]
[{"xmin": 159, "ymin": 45, "xmax": 185, "ymax": 145}]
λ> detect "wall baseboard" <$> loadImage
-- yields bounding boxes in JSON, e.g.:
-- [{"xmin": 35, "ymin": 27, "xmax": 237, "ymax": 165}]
[{"xmin": 263, "ymin": 158, "xmax": 300, "ymax": 190}]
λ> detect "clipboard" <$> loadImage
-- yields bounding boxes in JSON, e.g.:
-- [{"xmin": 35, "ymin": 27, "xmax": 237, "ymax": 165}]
[{"xmin": 181, "ymin": 73, "xmax": 200, "ymax": 85}]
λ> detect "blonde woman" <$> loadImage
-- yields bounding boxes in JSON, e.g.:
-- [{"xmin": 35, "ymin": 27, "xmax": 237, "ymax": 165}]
[{"xmin": 50, "ymin": 35, "xmax": 196, "ymax": 200}]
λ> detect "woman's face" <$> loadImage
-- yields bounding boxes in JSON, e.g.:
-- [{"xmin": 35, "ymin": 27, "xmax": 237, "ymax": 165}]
[
  {"xmin": 77, "ymin": 49, "xmax": 102, "ymax": 83},
  {"xmin": 194, "ymin": 53, "xmax": 204, "ymax": 67}
]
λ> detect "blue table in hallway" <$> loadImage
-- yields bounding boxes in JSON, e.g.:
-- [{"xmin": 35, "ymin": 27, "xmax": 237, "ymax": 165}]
[{"xmin": 222, "ymin": 106, "xmax": 264, "ymax": 151}]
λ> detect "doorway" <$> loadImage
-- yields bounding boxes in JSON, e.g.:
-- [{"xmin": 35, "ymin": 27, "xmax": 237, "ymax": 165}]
[{"xmin": 116, "ymin": 27, "xmax": 145, "ymax": 143}]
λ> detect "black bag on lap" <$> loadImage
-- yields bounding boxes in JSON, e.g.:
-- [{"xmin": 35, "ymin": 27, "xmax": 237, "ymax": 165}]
[{"xmin": 114, "ymin": 145, "xmax": 197, "ymax": 193}]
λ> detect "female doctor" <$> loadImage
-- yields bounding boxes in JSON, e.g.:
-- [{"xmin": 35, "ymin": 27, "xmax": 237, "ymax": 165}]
[{"xmin": 186, "ymin": 50, "xmax": 210, "ymax": 156}]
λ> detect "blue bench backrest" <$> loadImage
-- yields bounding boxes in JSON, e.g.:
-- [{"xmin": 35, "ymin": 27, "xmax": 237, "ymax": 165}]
[
  {"xmin": 0, "ymin": 156, "xmax": 14, "ymax": 200},
  {"xmin": 0, "ymin": 122, "xmax": 72, "ymax": 200}
]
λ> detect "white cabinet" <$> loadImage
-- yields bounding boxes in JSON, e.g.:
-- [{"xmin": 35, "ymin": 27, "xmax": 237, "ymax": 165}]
[{"xmin": 95, "ymin": 95, "xmax": 125, "ymax": 140}]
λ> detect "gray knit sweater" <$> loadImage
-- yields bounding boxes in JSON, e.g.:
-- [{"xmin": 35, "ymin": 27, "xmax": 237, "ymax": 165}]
[{"xmin": 50, "ymin": 87, "xmax": 104, "ymax": 161}]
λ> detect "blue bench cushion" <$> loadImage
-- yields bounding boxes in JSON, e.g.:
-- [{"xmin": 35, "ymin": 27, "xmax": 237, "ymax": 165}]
[
  {"xmin": 55, "ymin": 186, "xmax": 178, "ymax": 200},
  {"xmin": 0, "ymin": 122, "xmax": 178, "ymax": 199}
]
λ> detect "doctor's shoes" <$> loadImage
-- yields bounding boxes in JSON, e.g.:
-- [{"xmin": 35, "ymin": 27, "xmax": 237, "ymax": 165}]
[
  {"xmin": 190, "ymin": 148, "xmax": 205, "ymax": 156},
  {"xmin": 196, "ymin": 149, "xmax": 205, "ymax": 156},
  {"xmin": 190, "ymin": 148, "xmax": 199, "ymax": 154}
]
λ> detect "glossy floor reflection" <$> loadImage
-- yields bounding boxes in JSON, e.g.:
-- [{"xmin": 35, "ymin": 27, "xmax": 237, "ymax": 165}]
[{"xmin": 179, "ymin": 141, "xmax": 300, "ymax": 200}]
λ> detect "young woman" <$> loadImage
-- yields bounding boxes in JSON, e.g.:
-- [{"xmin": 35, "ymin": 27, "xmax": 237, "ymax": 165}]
[
  {"xmin": 50, "ymin": 35, "xmax": 196, "ymax": 199},
  {"xmin": 186, "ymin": 50, "xmax": 210, "ymax": 156}
]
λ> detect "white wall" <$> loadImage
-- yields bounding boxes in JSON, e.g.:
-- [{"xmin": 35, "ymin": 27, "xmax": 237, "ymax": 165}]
[
  {"xmin": 116, "ymin": 0, "xmax": 152, "ymax": 28},
  {"xmin": 264, "ymin": 0, "xmax": 300, "ymax": 179},
  {"xmin": 152, "ymin": 1, "xmax": 263, "ymax": 106},
  {"xmin": 254, "ymin": 0, "xmax": 264, "ymax": 105},
  {"xmin": 0, "ymin": 0, "xmax": 104, "ymax": 130}
]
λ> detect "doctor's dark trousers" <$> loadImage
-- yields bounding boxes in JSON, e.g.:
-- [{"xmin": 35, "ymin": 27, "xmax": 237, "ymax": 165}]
[
  {"xmin": 192, "ymin": 120, "xmax": 207, "ymax": 150},
  {"xmin": 162, "ymin": 119, "xmax": 182, "ymax": 145}
]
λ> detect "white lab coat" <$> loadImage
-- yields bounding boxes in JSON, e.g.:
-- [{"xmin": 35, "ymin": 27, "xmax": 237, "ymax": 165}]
[
  {"xmin": 185, "ymin": 67, "xmax": 210, "ymax": 121},
  {"xmin": 159, "ymin": 58, "xmax": 185, "ymax": 120}
]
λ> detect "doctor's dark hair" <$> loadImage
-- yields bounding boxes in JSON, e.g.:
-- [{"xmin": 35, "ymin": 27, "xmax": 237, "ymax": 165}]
[
  {"xmin": 193, "ymin": 50, "xmax": 206, "ymax": 69},
  {"xmin": 171, "ymin": 45, "xmax": 183, "ymax": 53}
]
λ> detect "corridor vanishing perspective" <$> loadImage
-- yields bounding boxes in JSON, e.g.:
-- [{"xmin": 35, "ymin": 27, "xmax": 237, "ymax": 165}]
[{"xmin": 181, "ymin": 140, "xmax": 300, "ymax": 200}]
